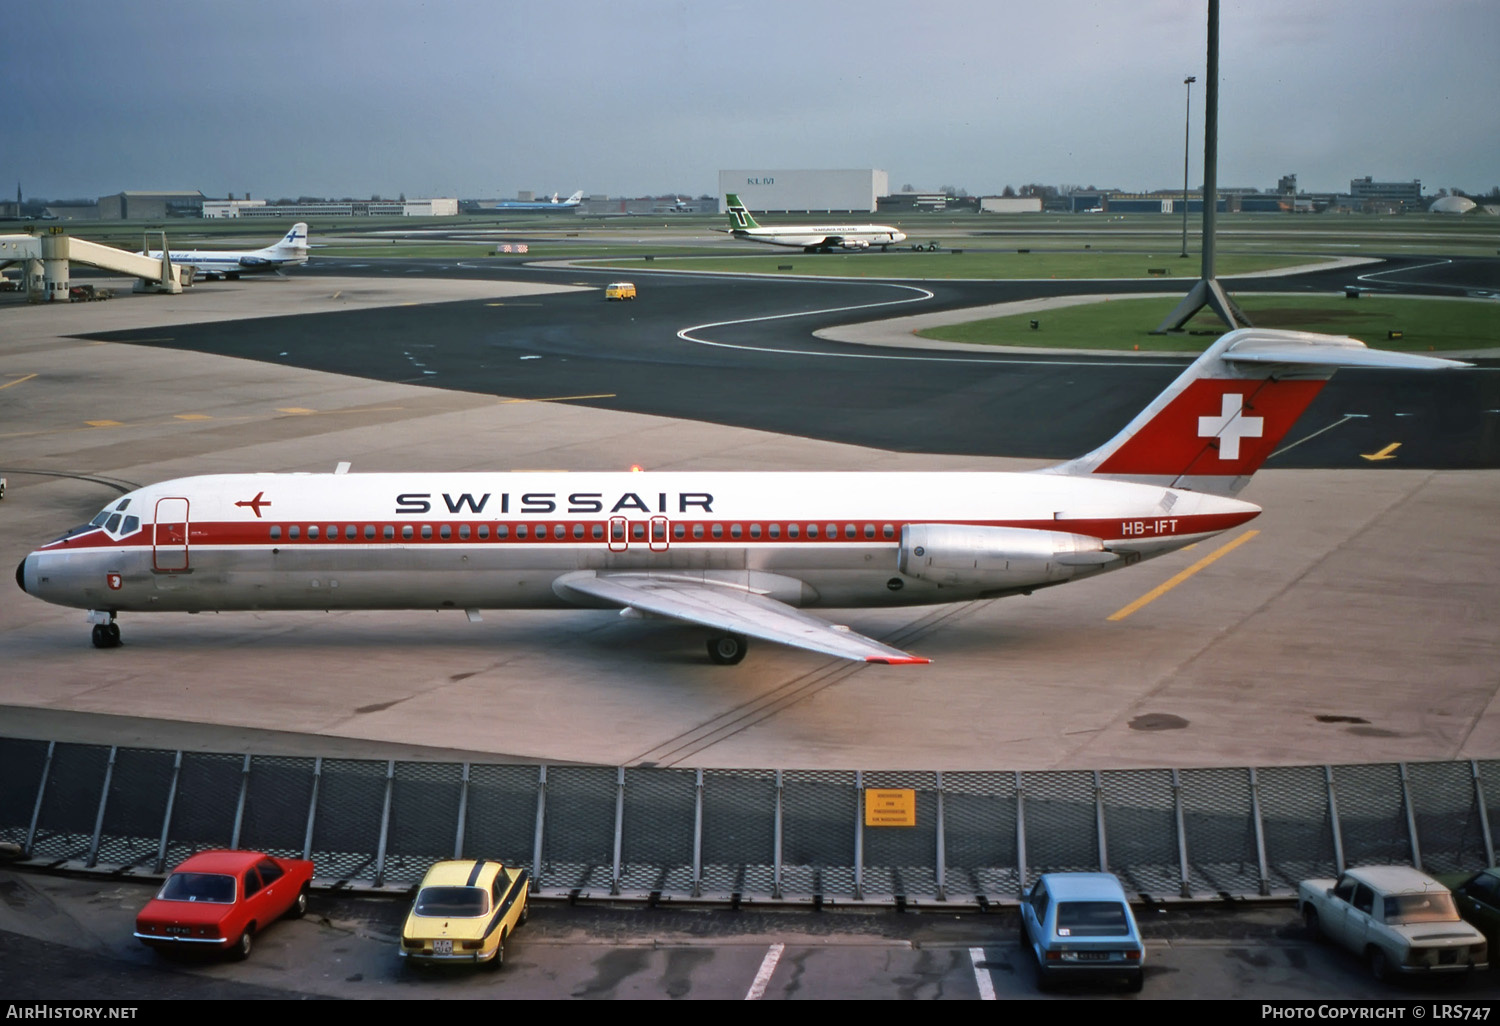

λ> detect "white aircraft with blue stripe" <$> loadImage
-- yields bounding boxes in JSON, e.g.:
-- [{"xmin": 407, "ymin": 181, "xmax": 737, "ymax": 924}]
[{"xmin": 144, "ymin": 223, "xmax": 308, "ymax": 280}]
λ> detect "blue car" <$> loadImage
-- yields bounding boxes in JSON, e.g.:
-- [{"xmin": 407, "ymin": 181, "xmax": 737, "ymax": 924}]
[{"xmin": 1019, "ymin": 872, "xmax": 1146, "ymax": 992}]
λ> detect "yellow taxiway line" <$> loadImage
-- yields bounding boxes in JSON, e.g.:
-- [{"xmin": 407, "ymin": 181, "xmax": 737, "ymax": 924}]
[{"xmin": 1107, "ymin": 530, "xmax": 1260, "ymax": 622}]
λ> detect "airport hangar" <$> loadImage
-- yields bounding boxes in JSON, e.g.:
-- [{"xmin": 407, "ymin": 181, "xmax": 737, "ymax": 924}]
[{"xmin": 717, "ymin": 169, "xmax": 889, "ymax": 213}]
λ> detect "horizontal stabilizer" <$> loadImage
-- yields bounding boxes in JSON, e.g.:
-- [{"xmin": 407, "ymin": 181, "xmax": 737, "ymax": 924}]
[{"xmin": 1220, "ymin": 333, "xmax": 1469, "ymax": 371}]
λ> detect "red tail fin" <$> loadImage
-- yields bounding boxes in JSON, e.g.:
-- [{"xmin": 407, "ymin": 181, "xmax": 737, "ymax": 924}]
[{"xmin": 1048, "ymin": 329, "xmax": 1467, "ymax": 495}]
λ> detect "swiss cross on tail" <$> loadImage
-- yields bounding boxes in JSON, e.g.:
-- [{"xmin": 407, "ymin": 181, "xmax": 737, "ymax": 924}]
[
  {"xmin": 1095, "ymin": 377, "xmax": 1326, "ymax": 479},
  {"xmin": 1047, "ymin": 328, "xmax": 1467, "ymax": 496}
]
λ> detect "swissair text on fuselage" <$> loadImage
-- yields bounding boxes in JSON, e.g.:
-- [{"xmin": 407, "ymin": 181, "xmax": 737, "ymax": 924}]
[{"xmin": 392, "ymin": 491, "xmax": 716, "ymax": 516}]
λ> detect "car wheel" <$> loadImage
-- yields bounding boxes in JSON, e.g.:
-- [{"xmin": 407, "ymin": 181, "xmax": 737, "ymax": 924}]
[
  {"xmin": 519, "ymin": 899, "xmax": 529, "ymax": 926},
  {"xmin": 287, "ymin": 887, "xmax": 308, "ymax": 919},
  {"xmin": 231, "ymin": 928, "xmax": 253, "ymax": 961},
  {"xmin": 1368, "ymin": 947, "xmax": 1390, "ymax": 983},
  {"xmin": 1303, "ymin": 907, "xmax": 1321, "ymax": 941},
  {"xmin": 1126, "ymin": 971, "xmax": 1144, "ymax": 993},
  {"xmin": 488, "ymin": 931, "xmax": 506, "ymax": 971}
]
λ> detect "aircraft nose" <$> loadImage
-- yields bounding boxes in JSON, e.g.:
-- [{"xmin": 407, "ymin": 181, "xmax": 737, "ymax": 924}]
[{"xmin": 16, "ymin": 555, "xmax": 30, "ymax": 595}]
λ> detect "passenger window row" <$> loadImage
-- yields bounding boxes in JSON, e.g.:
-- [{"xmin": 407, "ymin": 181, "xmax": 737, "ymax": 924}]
[{"xmin": 263, "ymin": 521, "xmax": 903, "ymax": 542}]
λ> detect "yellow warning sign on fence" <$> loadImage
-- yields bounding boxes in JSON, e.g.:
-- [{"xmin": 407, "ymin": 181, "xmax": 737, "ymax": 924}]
[{"xmin": 864, "ymin": 788, "xmax": 917, "ymax": 827}]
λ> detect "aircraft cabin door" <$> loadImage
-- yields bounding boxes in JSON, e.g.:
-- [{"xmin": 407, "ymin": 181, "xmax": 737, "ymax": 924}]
[
  {"xmin": 153, "ymin": 497, "xmax": 190, "ymax": 572},
  {"xmin": 649, "ymin": 516, "xmax": 670, "ymax": 552}
]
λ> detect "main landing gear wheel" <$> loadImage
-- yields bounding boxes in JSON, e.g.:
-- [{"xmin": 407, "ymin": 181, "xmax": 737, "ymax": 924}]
[
  {"xmin": 706, "ymin": 633, "xmax": 748, "ymax": 665},
  {"xmin": 91, "ymin": 623, "xmax": 122, "ymax": 649}
]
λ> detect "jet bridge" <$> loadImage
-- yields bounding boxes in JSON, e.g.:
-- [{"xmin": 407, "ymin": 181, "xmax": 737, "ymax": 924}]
[{"xmin": 0, "ymin": 228, "xmax": 189, "ymax": 301}]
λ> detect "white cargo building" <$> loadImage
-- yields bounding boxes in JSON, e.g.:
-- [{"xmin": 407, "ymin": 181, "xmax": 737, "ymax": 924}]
[{"xmin": 717, "ymin": 170, "xmax": 888, "ymax": 213}]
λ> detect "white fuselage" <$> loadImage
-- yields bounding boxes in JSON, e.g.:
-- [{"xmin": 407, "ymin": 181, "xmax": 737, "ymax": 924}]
[
  {"xmin": 19, "ymin": 470, "xmax": 1258, "ymax": 616},
  {"xmin": 732, "ymin": 225, "xmax": 907, "ymax": 250},
  {"xmin": 145, "ymin": 247, "xmax": 306, "ymax": 278}
]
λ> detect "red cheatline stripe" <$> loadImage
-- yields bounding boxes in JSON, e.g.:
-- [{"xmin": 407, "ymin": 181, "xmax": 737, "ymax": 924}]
[{"xmin": 37, "ymin": 511, "xmax": 1258, "ymax": 552}]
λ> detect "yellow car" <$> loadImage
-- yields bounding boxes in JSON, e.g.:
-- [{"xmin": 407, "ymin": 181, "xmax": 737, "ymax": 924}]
[
  {"xmin": 400, "ymin": 859, "xmax": 530, "ymax": 968},
  {"xmin": 605, "ymin": 281, "xmax": 637, "ymax": 301}
]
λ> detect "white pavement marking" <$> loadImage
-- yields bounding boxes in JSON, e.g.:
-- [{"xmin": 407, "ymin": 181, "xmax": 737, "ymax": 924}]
[
  {"xmin": 745, "ymin": 942, "xmax": 785, "ymax": 1000},
  {"xmin": 677, "ymin": 290, "xmax": 1184, "ymax": 368},
  {"xmin": 969, "ymin": 947, "xmax": 996, "ymax": 1000}
]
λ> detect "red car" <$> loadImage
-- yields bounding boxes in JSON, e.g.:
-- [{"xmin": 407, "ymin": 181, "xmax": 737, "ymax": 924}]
[{"xmin": 134, "ymin": 850, "xmax": 315, "ymax": 959}]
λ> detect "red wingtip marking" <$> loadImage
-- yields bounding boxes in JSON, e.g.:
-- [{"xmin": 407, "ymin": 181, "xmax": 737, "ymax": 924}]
[{"xmin": 867, "ymin": 656, "xmax": 931, "ymax": 665}]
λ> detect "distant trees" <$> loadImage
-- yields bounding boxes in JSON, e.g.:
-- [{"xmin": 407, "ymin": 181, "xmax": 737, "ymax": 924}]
[{"xmin": 1018, "ymin": 183, "xmax": 1059, "ymax": 199}]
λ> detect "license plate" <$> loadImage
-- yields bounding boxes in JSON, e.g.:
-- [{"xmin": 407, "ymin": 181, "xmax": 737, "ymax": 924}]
[
  {"xmin": 432, "ymin": 939, "xmax": 453, "ymax": 955},
  {"xmin": 1072, "ymin": 951, "xmax": 1111, "ymax": 961}
]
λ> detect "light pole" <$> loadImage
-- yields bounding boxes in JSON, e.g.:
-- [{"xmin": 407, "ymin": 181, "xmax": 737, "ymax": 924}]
[{"xmin": 1180, "ymin": 75, "xmax": 1196, "ymax": 258}]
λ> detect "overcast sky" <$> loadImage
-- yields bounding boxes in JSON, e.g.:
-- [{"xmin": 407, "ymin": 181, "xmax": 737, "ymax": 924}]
[{"xmin": 4, "ymin": 0, "xmax": 1496, "ymax": 201}]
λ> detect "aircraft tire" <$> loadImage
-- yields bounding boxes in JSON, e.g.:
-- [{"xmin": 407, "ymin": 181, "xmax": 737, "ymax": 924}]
[{"xmin": 707, "ymin": 634, "xmax": 748, "ymax": 665}]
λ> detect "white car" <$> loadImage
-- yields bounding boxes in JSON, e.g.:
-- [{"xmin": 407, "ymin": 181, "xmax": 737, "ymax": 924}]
[{"xmin": 1298, "ymin": 865, "xmax": 1487, "ymax": 981}]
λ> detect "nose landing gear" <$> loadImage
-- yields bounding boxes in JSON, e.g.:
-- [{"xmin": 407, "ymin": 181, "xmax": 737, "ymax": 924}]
[{"xmin": 88, "ymin": 612, "xmax": 122, "ymax": 649}]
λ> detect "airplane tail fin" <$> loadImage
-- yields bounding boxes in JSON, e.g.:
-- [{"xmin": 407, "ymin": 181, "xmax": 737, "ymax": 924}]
[
  {"xmin": 268, "ymin": 223, "xmax": 309, "ymax": 253},
  {"xmin": 565, "ymin": 190, "xmax": 584, "ymax": 204},
  {"xmin": 1046, "ymin": 328, "xmax": 1467, "ymax": 496},
  {"xmin": 724, "ymin": 193, "xmax": 760, "ymax": 231}
]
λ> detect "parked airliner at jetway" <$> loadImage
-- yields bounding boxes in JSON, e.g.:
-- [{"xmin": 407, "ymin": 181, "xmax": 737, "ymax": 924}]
[
  {"xmin": 16, "ymin": 329, "xmax": 1466, "ymax": 663},
  {"xmin": 0, "ymin": 230, "xmax": 188, "ymax": 300},
  {"xmin": 142, "ymin": 223, "xmax": 308, "ymax": 280}
]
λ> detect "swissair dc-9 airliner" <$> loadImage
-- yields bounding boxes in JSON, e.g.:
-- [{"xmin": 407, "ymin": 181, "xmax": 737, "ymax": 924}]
[{"xmin": 16, "ymin": 329, "xmax": 1465, "ymax": 664}]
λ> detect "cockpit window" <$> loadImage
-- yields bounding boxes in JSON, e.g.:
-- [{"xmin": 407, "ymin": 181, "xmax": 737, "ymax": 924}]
[
  {"xmin": 105, "ymin": 514, "xmax": 122, "ymax": 533},
  {"xmin": 116, "ymin": 498, "xmax": 130, "ymax": 511},
  {"xmin": 90, "ymin": 512, "xmax": 111, "ymax": 527},
  {"xmin": 122, "ymin": 516, "xmax": 140, "ymax": 535}
]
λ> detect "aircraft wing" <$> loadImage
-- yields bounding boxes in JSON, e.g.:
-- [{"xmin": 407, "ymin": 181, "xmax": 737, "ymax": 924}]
[{"xmin": 553, "ymin": 571, "xmax": 929, "ymax": 664}]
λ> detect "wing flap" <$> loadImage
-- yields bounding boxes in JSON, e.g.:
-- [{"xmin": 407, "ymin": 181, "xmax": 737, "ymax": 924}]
[{"xmin": 554, "ymin": 571, "xmax": 928, "ymax": 665}]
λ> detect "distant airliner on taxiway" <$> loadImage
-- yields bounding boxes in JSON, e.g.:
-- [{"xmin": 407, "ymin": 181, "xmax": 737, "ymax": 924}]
[
  {"xmin": 488, "ymin": 191, "xmax": 585, "ymax": 211},
  {"xmin": 717, "ymin": 193, "xmax": 906, "ymax": 252}
]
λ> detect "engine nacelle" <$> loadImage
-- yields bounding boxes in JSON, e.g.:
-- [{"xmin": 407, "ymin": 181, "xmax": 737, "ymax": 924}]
[
  {"xmin": 838, "ymin": 238, "xmax": 871, "ymax": 250},
  {"xmin": 897, "ymin": 524, "xmax": 1119, "ymax": 589}
]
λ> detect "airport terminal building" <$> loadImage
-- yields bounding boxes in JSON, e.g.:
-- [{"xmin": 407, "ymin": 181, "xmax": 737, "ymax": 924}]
[
  {"xmin": 717, "ymin": 170, "xmax": 888, "ymax": 213},
  {"xmin": 203, "ymin": 197, "xmax": 459, "ymax": 218}
]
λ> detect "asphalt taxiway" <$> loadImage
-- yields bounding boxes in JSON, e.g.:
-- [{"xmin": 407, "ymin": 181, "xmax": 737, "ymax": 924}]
[{"xmin": 1, "ymin": 262, "xmax": 1497, "ymax": 771}]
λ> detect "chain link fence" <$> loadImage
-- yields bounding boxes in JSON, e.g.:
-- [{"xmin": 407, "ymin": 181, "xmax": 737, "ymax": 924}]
[{"xmin": 1, "ymin": 736, "xmax": 1492, "ymax": 906}]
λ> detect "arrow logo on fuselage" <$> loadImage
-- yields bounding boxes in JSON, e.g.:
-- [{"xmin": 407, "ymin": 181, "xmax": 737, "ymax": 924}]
[{"xmin": 235, "ymin": 491, "xmax": 271, "ymax": 517}]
